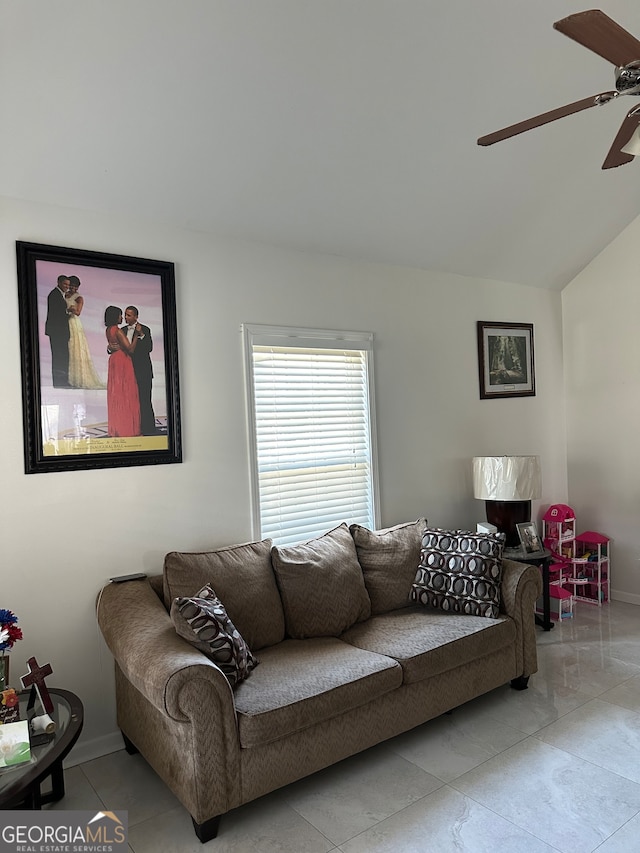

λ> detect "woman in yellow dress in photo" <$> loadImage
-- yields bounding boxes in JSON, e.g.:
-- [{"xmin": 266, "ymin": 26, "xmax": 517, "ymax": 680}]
[{"xmin": 65, "ymin": 275, "xmax": 106, "ymax": 389}]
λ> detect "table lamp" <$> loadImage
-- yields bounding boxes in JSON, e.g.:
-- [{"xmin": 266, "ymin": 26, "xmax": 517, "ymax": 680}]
[{"xmin": 472, "ymin": 455, "xmax": 541, "ymax": 548}]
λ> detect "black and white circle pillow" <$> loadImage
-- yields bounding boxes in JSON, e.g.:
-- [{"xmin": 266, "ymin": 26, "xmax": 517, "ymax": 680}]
[{"xmin": 411, "ymin": 528, "xmax": 505, "ymax": 618}]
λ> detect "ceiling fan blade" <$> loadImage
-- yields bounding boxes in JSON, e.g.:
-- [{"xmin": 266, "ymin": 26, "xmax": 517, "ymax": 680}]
[
  {"xmin": 602, "ymin": 107, "xmax": 640, "ymax": 169},
  {"xmin": 477, "ymin": 92, "xmax": 617, "ymax": 146},
  {"xmin": 554, "ymin": 10, "xmax": 640, "ymax": 67}
]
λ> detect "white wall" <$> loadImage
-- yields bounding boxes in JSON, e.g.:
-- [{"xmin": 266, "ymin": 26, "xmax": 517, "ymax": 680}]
[
  {"xmin": 563, "ymin": 214, "xmax": 640, "ymax": 604},
  {"xmin": 0, "ymin": 195, "xmax": 565, "ymax": 762}
]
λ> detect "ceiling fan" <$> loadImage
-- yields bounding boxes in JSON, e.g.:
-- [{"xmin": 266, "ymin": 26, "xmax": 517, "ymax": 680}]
[{"xmin": 477, "ymin": 9, "xmax": 640, "ymax": 169}]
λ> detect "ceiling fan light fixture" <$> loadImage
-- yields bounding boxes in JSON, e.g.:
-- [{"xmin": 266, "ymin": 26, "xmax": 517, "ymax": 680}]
[
  {"xmin": 621, "ymin": 123, "xmax": 640, "ymax": 155},
  {"xmin": 479, "ymin": 10, "xmax": 640, "ymax": 169}
]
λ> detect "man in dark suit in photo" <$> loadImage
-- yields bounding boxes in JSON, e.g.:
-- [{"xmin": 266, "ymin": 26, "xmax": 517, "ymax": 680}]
[
  {"xmin": 123, "ymin": 305, "xmax": 157, "ymax": 435},
  {"xmin": 45, "ymin": 274, "xmax": 71, "ymax": 387}
]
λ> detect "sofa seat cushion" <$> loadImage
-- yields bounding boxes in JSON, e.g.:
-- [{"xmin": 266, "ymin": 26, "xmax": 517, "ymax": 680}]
[
  {"xmin": 341, "ymin": 607, "xmax": 515, "ymax": 685},
  {"xmin": 233, "ymin": 637, "xmax": 401, "ymax": 748}
]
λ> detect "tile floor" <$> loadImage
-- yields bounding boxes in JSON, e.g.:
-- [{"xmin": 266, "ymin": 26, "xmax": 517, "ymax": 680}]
[{"xmin": 51, "ymin": 600, "xmax": 640, "ymax": 852}]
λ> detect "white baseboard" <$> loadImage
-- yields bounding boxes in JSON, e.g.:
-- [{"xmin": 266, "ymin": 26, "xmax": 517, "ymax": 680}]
[
  {"xmin": 611, "ymin": 590, "xmax": 640, "ymax": 606},
  {"xmin": 65, "ymin": 731, "xmax": 124, "ymax": 768}
]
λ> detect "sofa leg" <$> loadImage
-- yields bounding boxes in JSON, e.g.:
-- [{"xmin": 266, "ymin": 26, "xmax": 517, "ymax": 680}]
[
  {"xmin": 192, "ymin": 815, "xmax": 220, "ymax": 843},
  {"xmin": 510, "ymin": 675, "xmax": 530, "ymax": 691},
  {"xmin": 121, "ymin": 732, "xmax": 139, "ymax": 755}
]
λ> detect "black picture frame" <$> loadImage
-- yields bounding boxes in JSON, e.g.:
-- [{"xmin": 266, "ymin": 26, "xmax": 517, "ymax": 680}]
[
  {"xmin": 17, "ymin": 241, "xmax": 182, "ymax": 473},
  {"xmin": 477, "ymin": 321, "xmax": 535, "ymax": 399}
]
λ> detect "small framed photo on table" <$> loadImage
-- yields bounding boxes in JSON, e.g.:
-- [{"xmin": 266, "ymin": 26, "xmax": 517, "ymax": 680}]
[{"xmin": 517, "ymin": 521, "xmax": 543, "ymax": 554}]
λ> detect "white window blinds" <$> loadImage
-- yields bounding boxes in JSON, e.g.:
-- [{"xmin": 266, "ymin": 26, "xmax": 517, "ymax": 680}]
[{"xmin": 243, "ymin": 325, "xmax": 379, "ymax": 546}]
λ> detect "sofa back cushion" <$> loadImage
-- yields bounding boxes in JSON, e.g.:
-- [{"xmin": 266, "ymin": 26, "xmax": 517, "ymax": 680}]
[
  {"xmin": 271, "ymin": 523, "xmax": 371, "ymax": 639},
  {"xmin": 350, "ymin": 518, "xmax": 426, "ymax": 614},
  {"xmin": 163, "ymin": 538, "xmax": 285, "ymax": 650}
]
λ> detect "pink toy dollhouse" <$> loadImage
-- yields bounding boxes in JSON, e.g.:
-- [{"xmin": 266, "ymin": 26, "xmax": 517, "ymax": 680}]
[
  {"xmin": 536, "ymin": 583, "xmax": 573, "ymax": 621},
  {"xmin": 569, "ymin": 531, "xmax": 610, "ymax": 605},
  {"xmin": 542, "ymin": 504, "xmax": 576, "ymax": 561},
  {"xmin": 541, "ymin": 506, "xmax": 610, "ymax": 612},
  {"xmin": 542, "ymin": 504, "xmax": 576, "ymax": 603}
]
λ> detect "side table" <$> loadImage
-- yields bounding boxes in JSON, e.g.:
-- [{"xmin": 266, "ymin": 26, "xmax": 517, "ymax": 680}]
[
  {"xmin": 505, "ymin": 547, "xmax": 553, "ymax": 631},
  {"xmin": 0, "ymin": 688, "xmax": 84, "ymax": 809}
]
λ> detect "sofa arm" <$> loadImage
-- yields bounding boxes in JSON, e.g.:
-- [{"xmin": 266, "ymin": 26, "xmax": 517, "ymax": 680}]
[
  {"xmin": 97, "ymin": 578, "xmax": 242, "ymax": 824},
  {"xmin": 96, "ymin": 579, "xmax": 236, "ymax": 720},
  {"xmin": 499, "ymin": 559, "xmax": 542, "ymax": 678}
]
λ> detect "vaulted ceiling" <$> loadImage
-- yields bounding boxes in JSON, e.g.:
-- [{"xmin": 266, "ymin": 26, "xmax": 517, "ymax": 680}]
[{"xmin": 2, "ymin": 1, "xmax": 640, "ymax": 290}]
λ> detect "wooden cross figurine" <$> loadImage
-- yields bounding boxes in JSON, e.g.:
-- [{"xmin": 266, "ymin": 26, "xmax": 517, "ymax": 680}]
[{"xmin": 20, "ymin": 657, "xmax": 54, "ymax": 714}]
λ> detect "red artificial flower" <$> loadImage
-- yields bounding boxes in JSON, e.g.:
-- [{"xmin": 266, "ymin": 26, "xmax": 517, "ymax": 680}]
[{"xmin": 6, "ymin": 625, "xmax": 22, "ymax": 646}]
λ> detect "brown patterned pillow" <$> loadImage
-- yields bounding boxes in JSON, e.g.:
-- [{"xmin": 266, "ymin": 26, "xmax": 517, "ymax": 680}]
[
  {"xmin": 410, "ymin": 528, "xmax": 505, "ymax": 618},
  {"xmin": 171, "ymin": 584, "xmax": 258, "ymax": 686}
]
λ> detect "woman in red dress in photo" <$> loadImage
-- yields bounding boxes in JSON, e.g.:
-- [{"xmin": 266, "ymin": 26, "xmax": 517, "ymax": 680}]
[{"xmin": 104, "ymin": 305, "xmax": 141, "ymax": 437}]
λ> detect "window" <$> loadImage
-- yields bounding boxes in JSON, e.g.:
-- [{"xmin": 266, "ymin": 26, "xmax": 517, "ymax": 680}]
[{"xmin": 243, "ymin": 324, "xmax": 380, "ymax": 546}]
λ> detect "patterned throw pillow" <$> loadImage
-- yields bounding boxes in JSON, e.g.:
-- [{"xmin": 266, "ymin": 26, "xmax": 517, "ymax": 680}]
[
  {"xmin": 171, "ymin": 584, "xmax": 258, "ymax": 686},
  {"xmin": 411, "ymin": 528, "xmax": 505, "ymax": 618}
]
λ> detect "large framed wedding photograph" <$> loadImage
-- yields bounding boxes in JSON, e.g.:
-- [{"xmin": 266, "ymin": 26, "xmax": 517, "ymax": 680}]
[
  {"xmin": 17, "ymin": 241, "xmax": 182, "ymax": 474},
  {"xmin": 477, "ymin": 321, "xmax": 535, "ymax": 399}
]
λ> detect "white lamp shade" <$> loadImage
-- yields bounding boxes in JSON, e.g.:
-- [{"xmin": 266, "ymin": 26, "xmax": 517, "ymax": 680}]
[{"xmin": 473, "ymin": 456, "xmax": 541, "ymax": 501}]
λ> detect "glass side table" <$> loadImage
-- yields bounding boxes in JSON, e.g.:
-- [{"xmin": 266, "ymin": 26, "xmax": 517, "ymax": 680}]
[{"xmin": 0, "ymin": 688, "xmax": 84, "ymax": 809}]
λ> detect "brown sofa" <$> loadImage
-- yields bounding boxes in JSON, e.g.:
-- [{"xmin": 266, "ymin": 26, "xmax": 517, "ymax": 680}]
[{"xmin": 96, "ymin": 520, "xmax": 541, "ymax": 843}]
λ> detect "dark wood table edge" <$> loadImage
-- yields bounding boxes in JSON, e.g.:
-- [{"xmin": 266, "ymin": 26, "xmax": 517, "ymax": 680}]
[
  {"xmin": 506, "ymin": 547, "xmax": 554, "ymax": 631},
  {"xmin": 0, "ymin": 687, "xmax": 84, "ymax": 809}
]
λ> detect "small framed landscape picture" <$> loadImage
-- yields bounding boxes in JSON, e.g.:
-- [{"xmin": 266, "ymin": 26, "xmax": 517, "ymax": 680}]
[
  {"xmin": 517, "ymin": 521, "xmax": 543, "ymax": 555},
  {"xmin": 16, "ymin": 241, "xmax": 182, "ymax": 473},
  {"xmin": 477, "ymin": 321, "xmax": 535, "ymax": 399}
]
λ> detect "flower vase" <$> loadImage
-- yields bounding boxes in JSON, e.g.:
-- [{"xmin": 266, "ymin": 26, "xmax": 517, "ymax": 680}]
[
  {"xmin": 0, "ymin": 656, "xmax": 20, "ymax": 724},
  {"xmin": 0, "ymin": 654, "xmax": 8, "ymax": 691}
]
